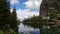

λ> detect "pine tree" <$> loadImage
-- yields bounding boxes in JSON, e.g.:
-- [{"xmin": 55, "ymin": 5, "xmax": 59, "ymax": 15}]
[
  {"xmin": 0, "ymin": 0, "xmax": 11, "ymax": 34},
  {"xmin": 11, "ymin": 8, "xmax": 18, "ymax": 34}
]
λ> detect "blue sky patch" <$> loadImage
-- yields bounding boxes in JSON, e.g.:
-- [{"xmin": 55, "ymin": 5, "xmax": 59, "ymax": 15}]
[{"xmin": 10, "ymin": 0, "xmax": 42, "ymax": 20}]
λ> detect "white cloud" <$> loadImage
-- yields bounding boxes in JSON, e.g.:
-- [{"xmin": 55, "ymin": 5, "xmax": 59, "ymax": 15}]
[
  {"xmin": 10, "ymin": 8, "xmax": 13, "ymax": 13},
  {"xmin": 10, "ymin": 0, "xmax": 42, "ymax": 21},
  {"xmin": 16, "ymin": 9, "xmax": 39, "ymax": 21},
  {"xmin": 10, "ymin": 0, "xmax": 19, "ymax": 4},
  {"xmin": 24, "ymin": 0, "xmax": 42, "ymax": 9},
  {"xmin": 18, "ymin": 23, "xmax": 40, "ymax": 32}
]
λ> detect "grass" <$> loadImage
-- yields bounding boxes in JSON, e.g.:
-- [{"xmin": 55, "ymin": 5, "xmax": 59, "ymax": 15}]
[
  {"xmin": 0, "ymin": 28, "xmax": 16, "ymax": 34},
  {"xmin": 9, "ymin": 29, "xmax": 16, "ymax": 34},
  {"xmin": 0, "ymin": 30, "xmax": 4, "ymax": 34}
]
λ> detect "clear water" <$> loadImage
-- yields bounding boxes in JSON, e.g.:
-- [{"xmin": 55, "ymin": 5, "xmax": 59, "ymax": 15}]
[{"xmin": 18, "ymin": 23, "xmax": 40, "ymax": 34}]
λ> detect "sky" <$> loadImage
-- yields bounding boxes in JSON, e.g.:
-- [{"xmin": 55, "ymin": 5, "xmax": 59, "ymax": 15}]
[
  {"xmin": 10, "ymin": 0, "xmax": 42, "ymax": 21},
  {"xmin": 19, "ymin": 23, "xmax": 40, "ymax": 32}
]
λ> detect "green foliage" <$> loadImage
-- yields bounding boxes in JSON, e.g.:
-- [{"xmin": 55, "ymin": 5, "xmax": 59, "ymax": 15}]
[
  {"xmin": 0, "ymin": 30, "xmax": 4, "ymax": 34},
  {"xmin": 9, "ymin": 29, "xmax": 16, "ymax": 34},
  {"xmin": 0, "ymin": 0, "xmax": 19, "ymax": 34},
  {"xmin": 48, "ymin": 11, "xmax": 57, "ymax": 19},
  {"xmin": 10, "ymin": 8, "xmax": 18, "ymax": 34},
  {"xmin": 23, "ymin": 16, "xmax": 43, "ymax": 23},
  {"xmin": 0, "ymin": 0, "xmax": 11, "ymax": 30}
]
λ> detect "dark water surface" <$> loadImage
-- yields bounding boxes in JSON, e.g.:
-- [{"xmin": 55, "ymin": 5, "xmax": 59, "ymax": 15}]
[{"xmin": 18, "ymin": 23, "xmax": 40, "ymax": 34}]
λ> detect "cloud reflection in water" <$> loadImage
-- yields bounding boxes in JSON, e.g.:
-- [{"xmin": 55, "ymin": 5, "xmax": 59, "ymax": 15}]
[{"xmin": 18, "ymin": 23, "xmax": 40, "ymax": 32}]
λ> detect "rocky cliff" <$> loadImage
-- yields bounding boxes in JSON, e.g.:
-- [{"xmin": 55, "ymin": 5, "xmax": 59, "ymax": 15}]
[
  {"xmin": 40, "ymin": 0, "xmax": 60, "ymax": 25},
  {"xmin": 40, "ymin": 0, "xmax": 60, "ymax": 17}
]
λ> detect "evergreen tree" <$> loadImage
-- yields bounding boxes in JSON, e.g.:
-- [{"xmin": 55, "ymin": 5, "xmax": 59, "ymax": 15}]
[
  {"xmin": 0, "ymin": 0, "xmax": 11, "ymax": 34},
  {"xmin": 10, "ymin": 8, "xmax": 18, "ymax": 34}
]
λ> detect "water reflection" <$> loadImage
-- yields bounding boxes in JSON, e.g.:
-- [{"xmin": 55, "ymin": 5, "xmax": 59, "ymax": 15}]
[{"xmin": 18, "ymin": 23, "xmax": 40, "ymax": 34}]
